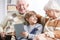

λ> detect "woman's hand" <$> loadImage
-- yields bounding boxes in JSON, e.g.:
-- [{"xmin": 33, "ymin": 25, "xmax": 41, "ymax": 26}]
[
  {"xmin": 45, "ymin": 32, "xmax": 54, "ymax": 38},
  {"xmin": 21, "ymin": 32, "xmax": 28, "ymax": 37},
  {"xmin": 54, "ymin": 30, "xmax": 60, "ymax": 39}
]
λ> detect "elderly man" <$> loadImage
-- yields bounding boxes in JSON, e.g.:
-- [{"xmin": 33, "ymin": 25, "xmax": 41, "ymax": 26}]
[
  {"xmin": 8, "ymin": 0, "xmax": 32, "ymax": 40},
  {"xmin": 11, "ymin": 0, "xmax": 30, "ymax": 24},
  {"xmin": 0, "ymin": 0, "xmax": 30, "ymax": 40}
]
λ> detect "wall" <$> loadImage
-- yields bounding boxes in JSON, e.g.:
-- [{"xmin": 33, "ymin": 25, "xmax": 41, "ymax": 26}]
[{"xmin": 0, "ymin": 0, "xmax": 7, "ymax": 24}]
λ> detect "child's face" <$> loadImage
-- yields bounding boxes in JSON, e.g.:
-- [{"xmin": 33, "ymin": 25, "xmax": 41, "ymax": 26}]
[{"xmin": 27, "ymin": 15, "xmax": 37, "ymax": 24}]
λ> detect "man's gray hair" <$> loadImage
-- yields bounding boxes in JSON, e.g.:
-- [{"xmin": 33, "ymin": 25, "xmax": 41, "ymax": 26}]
[{"xmin": 16, "ymin": 0, "xmax": 30, "ymax": 5}]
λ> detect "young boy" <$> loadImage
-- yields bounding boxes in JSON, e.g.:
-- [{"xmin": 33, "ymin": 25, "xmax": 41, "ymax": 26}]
[{"xmin": 18, "ymin": 11, "xmax": 43, "ymax": 40}]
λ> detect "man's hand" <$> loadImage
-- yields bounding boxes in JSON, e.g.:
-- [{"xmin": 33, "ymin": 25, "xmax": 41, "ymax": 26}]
[
  {"xmin": 0, "ymin": 32, "xmax": 6, "ymax": 37},
  {"xmin": 21, "ymin": 32, "xmax": 28, "ymax": 37}
]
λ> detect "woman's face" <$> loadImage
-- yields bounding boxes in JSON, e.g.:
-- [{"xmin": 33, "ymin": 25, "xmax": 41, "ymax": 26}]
[
  {"xmin": 46, "ymin": 9, "xmax": 60, "ymax": 19},
  {"xmin": 54, "ymin": 10, "xmax": 60, "ymax": 18},
  {"xmin": 27, "ymin": 15, "xmax": 37, "ymax": 24}
]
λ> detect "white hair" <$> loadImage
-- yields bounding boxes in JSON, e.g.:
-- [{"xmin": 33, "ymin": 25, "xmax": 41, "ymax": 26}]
[
  {"xmin": 16, "ymin": 0, "xmax": 30, "ymax": 5},
  {"xmin": 44, "ymin": 0, "xmax": 60, "ymax": 11}
]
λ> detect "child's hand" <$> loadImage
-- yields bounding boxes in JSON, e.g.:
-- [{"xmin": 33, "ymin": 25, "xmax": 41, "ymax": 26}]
[
  {"xmin": 21, "ymin": 32, "xmax": 28, "ymax": 37},
  {"xmin": 34, "ymin": 34, "xmax": 47, "ymax": 40},
  {"xmin": 33, "ymin": 35, "xmax": 40, "ymax": 40}
]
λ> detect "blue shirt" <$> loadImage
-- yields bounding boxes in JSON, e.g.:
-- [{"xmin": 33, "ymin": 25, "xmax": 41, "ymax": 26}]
[{"xmin": 24, "ymin": 23, "xmax": 43, "ymax": 39}]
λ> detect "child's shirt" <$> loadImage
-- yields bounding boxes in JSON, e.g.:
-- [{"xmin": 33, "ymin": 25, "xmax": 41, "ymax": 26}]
[{"xmin": 24, "ymin": 23, "xmax": 43, "ymax": 39}]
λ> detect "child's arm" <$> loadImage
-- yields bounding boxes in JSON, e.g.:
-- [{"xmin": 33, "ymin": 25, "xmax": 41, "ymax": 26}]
[
  {"xmin": 21, "ymin": 24, "xmax": 43, "ymax": 39},
  {"xmin": 27, "ymin": 24, "xmax": 43, "ymax": 39}
]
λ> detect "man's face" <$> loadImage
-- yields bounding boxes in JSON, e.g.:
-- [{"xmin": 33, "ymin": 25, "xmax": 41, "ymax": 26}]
[
  {"xmin": 46, "ymin": 9, "xmax": 60, "ymax": 19},
  {"xmin": 16, "ymin": 0, "xmax": 29, "ymax": 14}
]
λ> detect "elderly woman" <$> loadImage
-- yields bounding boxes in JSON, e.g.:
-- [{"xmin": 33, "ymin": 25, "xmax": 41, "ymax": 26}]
[
  {"xmin": 44, "ymin": 0, "xmax": 60, "ymax": 39},
  {"xmin": 34, "ymin": 0, "xmax": 60, "ymax": 40}
]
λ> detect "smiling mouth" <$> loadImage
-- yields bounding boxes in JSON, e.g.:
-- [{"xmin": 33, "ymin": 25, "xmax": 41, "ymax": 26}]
[{"xmin": 19, "ymin": 12, "xmax": 24, "ymax": 15}]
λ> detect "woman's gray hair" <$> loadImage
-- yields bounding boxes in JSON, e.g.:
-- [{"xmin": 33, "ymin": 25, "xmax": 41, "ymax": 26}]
[{"xmin": 44, "ymin": 0, "xmax": 60, "ymax": 11}]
